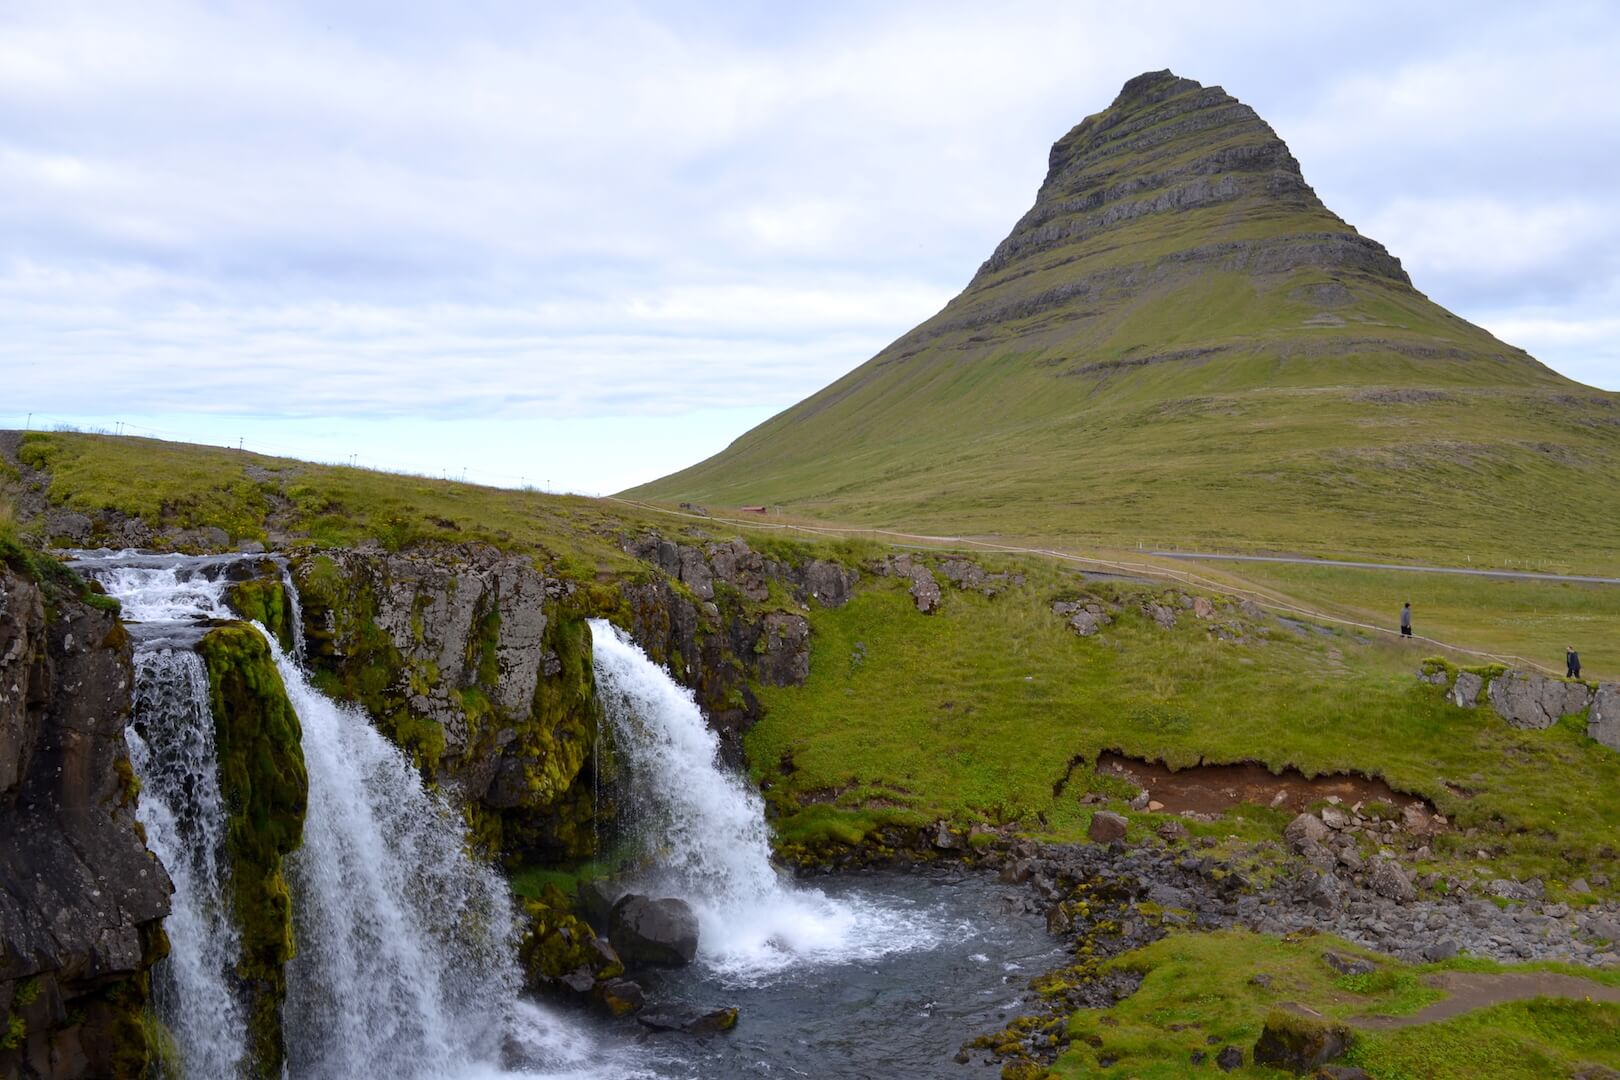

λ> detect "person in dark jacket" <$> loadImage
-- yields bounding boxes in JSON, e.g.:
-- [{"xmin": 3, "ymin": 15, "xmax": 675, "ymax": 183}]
[
  {"xmin": 1400, "ymin": 602, "xmax": 1412, "ymax": 638},
  {"xmin": 1567, "ymin": 646, "xmax": 1582, "ymax": 679}
]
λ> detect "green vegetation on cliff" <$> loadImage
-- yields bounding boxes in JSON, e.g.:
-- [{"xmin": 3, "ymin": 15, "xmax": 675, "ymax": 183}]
[
  {"xmin": 631, "ymin": 72, "xmax": 1620, "ymax": 575},
  {"xmin": 197, "ymin": 624, "xmax": 307, "ymax": 1079}
]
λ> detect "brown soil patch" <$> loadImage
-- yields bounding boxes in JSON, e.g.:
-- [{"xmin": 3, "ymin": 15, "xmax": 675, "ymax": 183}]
[
  {"xmin": 1094, "ymin": 751, "xmax": 1441, "ymax": 823},
  {"xmin": 1353, "ymin": 971, "xmax": 1620, "ymax": 1030}
]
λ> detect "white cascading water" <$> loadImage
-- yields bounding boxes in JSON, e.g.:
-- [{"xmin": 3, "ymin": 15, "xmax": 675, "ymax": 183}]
[
  {"xmin": 270, "ymin": 629, "xmax": 525, "ymax": 1078},
  {"xmin": 588, "ymin": 619, "xmax": 945, "ymax": 982},
  {"xmin": 81, "ymin": 552, "xmax": 631, "ymax": 1080},
  {"xmin": 128, "ymin": 649, "xmax": 250, "ymax": 1078}
]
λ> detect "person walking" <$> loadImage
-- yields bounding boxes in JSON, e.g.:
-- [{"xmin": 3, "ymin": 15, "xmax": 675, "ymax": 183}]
[
  {"xmin": 1400, "ymin": 602, "xmax": 1413, "ymax": 639},
  {"xmin": 1567, "ymin": 645, "xmax": 1582, "ymax": 679}
]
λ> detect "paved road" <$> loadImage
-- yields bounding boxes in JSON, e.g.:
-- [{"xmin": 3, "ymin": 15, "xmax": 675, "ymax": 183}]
[{"xmin": 1150, "ymin": 551, "xmax": 1620, "ymax": 586}]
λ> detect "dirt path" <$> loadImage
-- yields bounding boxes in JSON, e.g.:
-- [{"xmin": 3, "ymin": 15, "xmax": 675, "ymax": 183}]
[{"xmin": 1353, "ymin": 971, "xmax": 1620, "ymax": 1030}]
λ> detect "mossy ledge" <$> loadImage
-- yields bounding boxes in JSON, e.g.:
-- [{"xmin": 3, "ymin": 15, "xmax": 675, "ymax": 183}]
[
  {"xmin": 197, "ymin": 623, "xmax": 308, "ymax": 1079},
  {"xmin": 225, "ymin": 576, "xmax": 296, "ymax": 655}
]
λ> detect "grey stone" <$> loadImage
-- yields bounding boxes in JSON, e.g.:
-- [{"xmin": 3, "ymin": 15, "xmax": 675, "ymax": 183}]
[
  {"xmin": 1284, "ymin": 812, "xmax": 1330, "ymax": 854},
  {"xmin": 1421, "ymin": 938, "xmax": 1459, "ymax": 961},
  {"xmin": 1450, "ymin": 671, "xmax": 1484, "ymax": 708},
  {"xmin": 1321, "ymin": 950, "xmax": 1375, "ymax": 976},
  {"xmin": 1370, "ymin": 860, "xmax": 1416, "ymax": 904},
  {"xmin": 1088, "ymin": 811, "xmax": 1129, "ymax": 843},
  {"xmin": 1589, "ymin": 683, "xmax": 1620, "ymax": 751},
  {"xmin": 609, "ymin": 895, "xmax": 700, "ymax": 967},
  {"xmin": 907, "ymin": 564, "xmax": 941, "ymax": 614},
  {"xmin": 1486, "ymin": 671, "xmax": 1594, "ymax": 730},
  {"xmin": 755, "ymin": 612, "xmax": 811, "ymax": 686}
]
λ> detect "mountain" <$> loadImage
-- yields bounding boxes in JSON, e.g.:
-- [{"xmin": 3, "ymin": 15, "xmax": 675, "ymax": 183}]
[{"xmin": 630, "ymin": 71, "xmax": 1620, "ymax": 571}]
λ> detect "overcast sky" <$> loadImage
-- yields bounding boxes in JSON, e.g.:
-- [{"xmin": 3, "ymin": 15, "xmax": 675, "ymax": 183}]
[{"xmin": 3, "ymin": 1, "xmax": 1618, "ymax": 493}]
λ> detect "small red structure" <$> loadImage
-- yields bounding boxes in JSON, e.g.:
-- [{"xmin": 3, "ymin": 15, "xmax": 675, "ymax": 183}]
[{"xmin": 739, "ymin": 505, "xmax": 767, "ymax": 513}]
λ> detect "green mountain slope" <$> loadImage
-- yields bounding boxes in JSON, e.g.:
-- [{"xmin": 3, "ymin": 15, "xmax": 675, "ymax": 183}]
[{"xmin": 632, "ymin": 71, "xmax": 1620, "ymax": 572}]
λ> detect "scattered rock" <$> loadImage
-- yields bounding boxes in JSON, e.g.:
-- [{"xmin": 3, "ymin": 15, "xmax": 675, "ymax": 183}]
[
  {"xmin": 1088, "ymin": 811, "xmax": 1129, "ymax": 843},
  {"xmin": 1422, "ymin": 939, "xmax": 1460, "ymax": 962},
  {"xmin": 1319, "ymin": 805, "xmax": 1351, "ymax": 831},
  {"xmin": 1192, "ymin": 596, "xmax": 1216, "ymax": 620},
  {"xmin": 1216, "ymin": 1044, "xmax": 1245, "ymax": 1071},
  {"xmin": 1321, "ymin": 951, "xmax": 1375, "ymax": 976},
  {"xmin": 907, "ymin": 564, "xmax": 941, "ymax": 614},
  {"xmin": 1369, "ymin": 860, "xmax": 1416, "ymax": 904},
  {"xmin": 1156, "ymin": 820, "xmax": 1189, "ymax": 841},
  {"xmin": 1144, "ymin": 602, "xmax": 1178, "ymax": 630},
  {"xmin": 1284, "ymin": 813, "xmax": 1330, "ymax": 854},
  {"xmin": 1253, "ymin": 1007, "xmax": 1351, "ymax": 1074},
  {"xmin": 609, "ymin": 895, "xmax": 700, "ymax": 967}
]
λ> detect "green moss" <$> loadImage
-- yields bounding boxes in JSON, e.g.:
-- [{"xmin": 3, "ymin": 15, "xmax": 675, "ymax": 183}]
[
  {"xmin": 225, "ymin": 578, "xmax": 296, "ymax": 654},
  {"xmin": 197, "ymin": 624, "xmax": 308, "ymax": 1080},
  {"xmin": 2, "ymin": 1014, "xmax": 24, "ymax": 1051}
]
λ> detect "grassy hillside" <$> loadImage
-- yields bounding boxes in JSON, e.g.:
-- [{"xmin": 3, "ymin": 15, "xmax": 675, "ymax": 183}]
[
  {"xmin": 8, "ymin": 429, "xmax": 1617, "ymax": 896},
  {"xmin": 631, "ymin": 72, "xmax": 1620, "ymax": 573},
  {"xmin": 748, "ymin": 554, "xmax": 1620, "ymax": 889}
]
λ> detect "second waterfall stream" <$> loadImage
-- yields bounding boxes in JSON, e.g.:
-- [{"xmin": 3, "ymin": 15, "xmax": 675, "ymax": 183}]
[{"xmin": 587, "ymin": 619, "xmax": 945, "ymax": 982}]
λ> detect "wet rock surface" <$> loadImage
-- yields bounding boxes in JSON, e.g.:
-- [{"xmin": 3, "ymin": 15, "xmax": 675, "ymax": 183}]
[{"xmin": 0, "ymin": 565, "xmax": 171, "ymax": 1079}]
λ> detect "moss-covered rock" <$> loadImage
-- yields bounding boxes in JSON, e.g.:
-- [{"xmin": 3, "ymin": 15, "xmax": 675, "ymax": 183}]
[
  {"xmin": 225, "ymin": 577, "xmax": 296, "ymax": 654},
  {"xmin": 197, "ymin": 623, "xmax": 308, "ymax": 1080},
  {"xmin": 517, "ymin": 885, "xmax": 622, "ymax": 990}
]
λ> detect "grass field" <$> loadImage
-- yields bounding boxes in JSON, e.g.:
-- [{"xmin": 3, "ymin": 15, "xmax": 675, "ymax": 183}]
[
  {"xmin": 746, "ymin": 556, "xmax": 1620, "ymax": 890},
  {"xmin": 1053, "ymin": 929, "xmax": 1620, "ymax": 1078},
  {"xmin": 1169, "ymin": 558, "xmax": 1620, "ymax": 680}
]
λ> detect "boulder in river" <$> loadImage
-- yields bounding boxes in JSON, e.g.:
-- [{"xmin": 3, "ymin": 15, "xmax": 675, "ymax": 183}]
[
  {"xmin": 609, "ymin": 895, "xmax": 700, "ymax": 967},
  {"xmin": 636, "ymin": 1005, "xmax": 739, "ymax": 1034}
]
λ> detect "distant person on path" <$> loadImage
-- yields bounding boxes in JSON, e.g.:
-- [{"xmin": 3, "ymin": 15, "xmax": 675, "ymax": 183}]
[
  {"xmin": 1567, "ymin": 646, "xmax": 1582, "ymax": 679},
  {"xmin": 1400, "ymin": 602, "xmax": 1412, "ymax": 639}
]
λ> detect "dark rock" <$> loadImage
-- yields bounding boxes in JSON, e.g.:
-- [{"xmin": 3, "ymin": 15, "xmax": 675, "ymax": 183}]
[
  {"xmin": 1088, "ymin": 811, "xmax": 1129, "ymax": 843},
  {"xmin": 636, "ymin": 1005, "xmax": 739, "ymax": 1034},
  {"xmin": 578, "ymin": 878, "xmax": 630, "ymax": 931},
  {"xmin": 1253, "ymin": 1007, "xmax": 1351, "ymax": 1073},
  {"xmin": 1369, "ymin": 859, "xmax": 1416, "ymax": 904},
  {"xmin": 754, "ymin": 612, "xmax": 810, "ymax": 687},
  {"xmin": 1156, "ymin": 819, "xmax": 1189, "ymax": 841},
  {"xmin": 597, "ymin": 978, "xmax": 645, "ymax": 1017},
  {"xmin": 0, "ymin": 565, "xmax": 172, "ymax": 1077},
  {"xmin": 610, "ymin": 895, "xmax": 700, "ymax": 967},
  {"xmin": 1216, "ymin": 1044, "xmax": 1244, "ymax": 1071},
  {"xmin": 1321, "ymin": 951, "xmax": 1375, "ymax": 976},
  {"xmin": 1421, "ymin": 939, "xmax": 1459, "ymax": 962},
  {"xmin": 1284, "ymin": 813, "xmax": 1329, "ymax": 854}
]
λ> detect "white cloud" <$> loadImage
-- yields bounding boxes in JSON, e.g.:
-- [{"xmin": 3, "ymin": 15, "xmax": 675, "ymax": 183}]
[{"xmin": 1, "ymin": 0, "xmax": 1617, "ymax": 498}]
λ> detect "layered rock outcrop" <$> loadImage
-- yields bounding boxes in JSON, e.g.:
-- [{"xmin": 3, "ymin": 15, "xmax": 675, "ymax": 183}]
[
  {"xmin": 1, "ymin": 562, "xmax": 171, "ymax": 1079},
  {"xmin": 1420, "ymin": 661, "xmax": 1613, "ymax": 747},
  {"xmin": 288, "ymin": 546, "xmax": 600, "ymax": 858}
]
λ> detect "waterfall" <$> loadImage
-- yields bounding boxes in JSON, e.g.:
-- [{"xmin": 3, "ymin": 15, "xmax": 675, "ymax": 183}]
[
  {"xmin": 81, "ymin": 552, "xmax": 631, "ymax": 1080},
  {"xmin": 587, "ymin": 619, "xmax": 945, "ymax": 983},
  {"xmin": 128, "ymin": 649, "xmax": 249, "ymax": 1078},
  {"xmin": 269, "ymin": 629, "xmax": 522, "ymax": 1079}
]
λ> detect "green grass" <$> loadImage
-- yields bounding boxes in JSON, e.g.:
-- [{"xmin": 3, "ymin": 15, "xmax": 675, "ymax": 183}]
[
  {"xmin": 631, "ymin": 82, "xmax": 1620, "ymax": 575},
  {"xmin": 1177, "ymin": 559, "xmax": 1620, "ymax": 680},
  {"xmin": 1052, "ymin": 929, "xmax": 1620, "ymax": 1079},
  {"xmin": 8, "ymin": 431, "xmax": 659, "ymax": 580},
  {"xmin": 746, "ymin": 556, "xmax": 1620, "ymax": 886}
]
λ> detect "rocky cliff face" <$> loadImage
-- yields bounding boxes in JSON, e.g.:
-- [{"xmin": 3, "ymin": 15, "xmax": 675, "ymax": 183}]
[{"xmin": 0, "ymin": 563, "xmax": 170, "ymax": 1080}]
